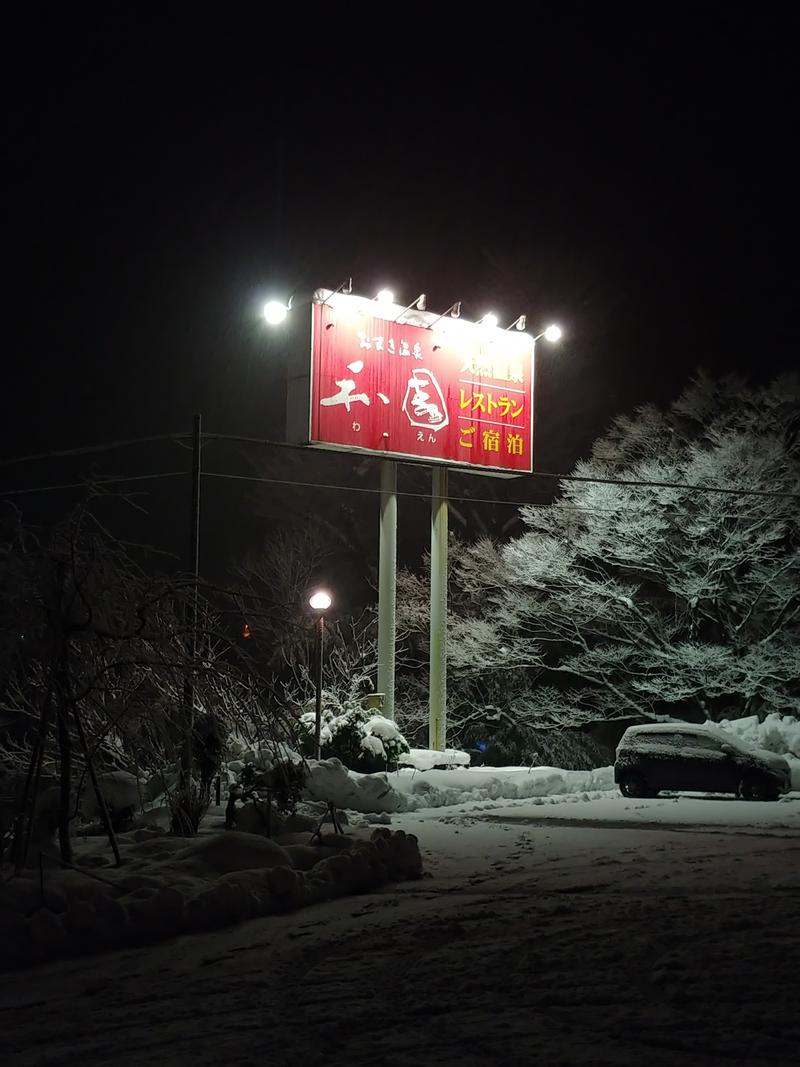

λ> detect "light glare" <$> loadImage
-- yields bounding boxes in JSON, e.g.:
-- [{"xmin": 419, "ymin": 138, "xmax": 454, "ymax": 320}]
[
  {"xmin": 263, "ymin": 300, "xmax": 288, "ymax": 325},
  {"xmin": 482, "ymin": 313, "xmax": 499, "ymax": 329},
  {"xmin": 376, "ymin": 289, "xmax": 395, "ymax": 304},
  {"xmin": 309, "ymin": 590, "xmax": 332, "ymax": 611},
  {"xmin": 544, "ymin": 324, "xmax": 562, "ymax": 342}
]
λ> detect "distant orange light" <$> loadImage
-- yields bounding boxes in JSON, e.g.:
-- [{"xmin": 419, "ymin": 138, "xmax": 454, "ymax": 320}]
[{"xmin": 242, "ymin": 622, "xmax": 252, "ymax": 639}]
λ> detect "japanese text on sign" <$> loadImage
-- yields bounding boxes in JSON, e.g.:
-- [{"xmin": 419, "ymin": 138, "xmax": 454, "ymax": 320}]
[{"xmin": 307, "ymin": 295, "xmax": 534, "ymax": 473}]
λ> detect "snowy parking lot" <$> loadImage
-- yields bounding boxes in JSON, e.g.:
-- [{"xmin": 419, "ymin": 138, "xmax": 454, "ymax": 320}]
[{"xmin": 3, "ymin": 787, "xmax": 799, "ymax": 1067}]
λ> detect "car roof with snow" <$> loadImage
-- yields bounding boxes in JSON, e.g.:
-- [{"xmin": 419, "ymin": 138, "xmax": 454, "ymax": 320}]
[{"xmin": 621, "ymin": 723, "xmax": 725, "ymax": 737}]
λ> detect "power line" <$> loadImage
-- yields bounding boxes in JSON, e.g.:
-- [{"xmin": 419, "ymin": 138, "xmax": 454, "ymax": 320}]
[
  {"xmin": 0, "ymin": 465, "xmax": 794, "ymax": 539},
  {"xmin": 205, "ymin": 433, "xmax": 800, "ymax": 501},
  {"xmin": 0, "ymin": 471, "xmax": 186, "ymax": 497},
  {"xmin": 1, "ymin": 463, "xmax": 795, "ymax": 524},
  {"xmin": 200, "ymin": 469, "xmax": 593, "ymax": 509},
  {"xmin": 1, "ymin": 429, "xmax": 796, "ymax": 504},
  {"xmin": 200, "ymin": 469, "xmax": 797, "ymax": 520},
  {"xmin": 0, "ymin": 433, "xmax": 188, "ymax": 468},
  {"xmin": 534, "ymin": 469, "xmax": 799, "ymax": 500}
]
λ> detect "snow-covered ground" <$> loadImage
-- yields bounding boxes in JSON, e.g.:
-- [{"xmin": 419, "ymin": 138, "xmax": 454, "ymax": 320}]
[{"xmin": 3, "ymin": 785, "xmax": 798, "ymax": 1066}]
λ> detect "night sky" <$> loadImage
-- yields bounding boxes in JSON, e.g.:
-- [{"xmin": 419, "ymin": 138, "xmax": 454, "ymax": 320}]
[{"xmin": 4, "ymin": 9, "xmax": 796, "ymax": 570}]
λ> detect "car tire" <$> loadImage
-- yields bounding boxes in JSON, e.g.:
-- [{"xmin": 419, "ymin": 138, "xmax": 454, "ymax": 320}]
[
  {"xmin": 739, "ymin": 775, "xmax": 778, "ymax": 802},
  {"xmin": 618, "ymin": 771, "xmax": 650, "ymax": 798}
]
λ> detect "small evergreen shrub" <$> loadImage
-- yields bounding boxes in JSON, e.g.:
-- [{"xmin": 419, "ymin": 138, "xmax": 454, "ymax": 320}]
[{"xmin": 297, "ymin": 689, "xmax": 410, "ymax": 771}]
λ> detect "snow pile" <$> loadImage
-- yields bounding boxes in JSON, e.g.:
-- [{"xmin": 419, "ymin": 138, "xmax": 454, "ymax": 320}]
[
  {"xmin": 303, "ymin": 758, "xmax": 399, "ymax": 813},
  {"xmin": 223, "ymin": 740, "xmax": 303, "ymax": 783},
  {"xmin": 81, "ymin": 770, "xmax": 141, "ymax": 817},
  {"xmin": 398, "ymin": 748, "xmax": 471, "ymax": 771},
  {"xmin": 0, "ymin": 823, "xmax": 422, "ymax": 971},
  {"xmin": 303, "ymin": 757, "xmax": 614, "ymax": 813},
  {"xmin": 396, "ymin": 764, "xmax": 615, "ymax": 809},
  {"xmin": 711, "ymin": 714, "xmax": 800, "ymax": 789},
  {"xmin": 711, "ymin": 713, "xmax": 800, "ymax": 757},
  {"xmin": 361, "ymin": 715, "xmax": 409, "ymax": 761}
]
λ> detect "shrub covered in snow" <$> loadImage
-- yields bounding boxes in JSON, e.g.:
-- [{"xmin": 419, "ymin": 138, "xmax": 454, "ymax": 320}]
[
  {"xmin": 298, "ymin": 691, "xmax": 410, "ymax": 771},
  {"xmin": 711, "ymin": 713, "xmax": 800, "ymax": 758}
]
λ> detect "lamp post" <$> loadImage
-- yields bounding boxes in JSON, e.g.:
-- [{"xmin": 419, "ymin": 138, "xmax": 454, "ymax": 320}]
[{"xmin": 309, "ymin": 590, "xmax": 332, "ymax": 759}]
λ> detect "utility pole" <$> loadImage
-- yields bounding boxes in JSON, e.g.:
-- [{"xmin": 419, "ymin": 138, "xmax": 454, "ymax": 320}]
[{"xmin": 181, "ymin": 414, "xmax": 202, "ymax": 795}]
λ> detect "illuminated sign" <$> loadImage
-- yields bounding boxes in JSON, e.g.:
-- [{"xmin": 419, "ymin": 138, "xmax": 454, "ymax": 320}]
[{"xmin": 286, "ymin": 290, "xmax": 535, "ymax": 473}]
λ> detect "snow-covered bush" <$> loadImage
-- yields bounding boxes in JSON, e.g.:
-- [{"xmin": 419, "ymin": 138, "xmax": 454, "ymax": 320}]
[
  {"xmin": 361, "ymin": 715, "xmax": 410, "ymax": 764},
  {"xmin": 298, "ymin": 688, "xmax": 410, "ymax": 771},
  {"xmin": 712, "ymin": 713, "xmax": 800, "ymax": 757}
]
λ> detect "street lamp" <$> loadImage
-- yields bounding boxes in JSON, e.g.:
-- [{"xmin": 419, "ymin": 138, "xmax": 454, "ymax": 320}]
[
  {"xmin": 309, "ymin": 590, "xmax": 332, "ymax": 759},
  {"xmin": 263, "ymin": 300, "xmax": 289, "ymax": 325},
  {"xmin": 537, "ymin": 323, "xmax": 562, "ymax": 343}
]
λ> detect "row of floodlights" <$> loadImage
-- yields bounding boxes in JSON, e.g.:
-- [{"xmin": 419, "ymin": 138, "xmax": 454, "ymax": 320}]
[{"xmin": 263, "ymin": 289, "xmax": 562, "ymax": 342}]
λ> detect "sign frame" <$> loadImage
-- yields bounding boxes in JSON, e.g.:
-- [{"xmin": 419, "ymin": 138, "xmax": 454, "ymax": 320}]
[{"xmin": 286, "ymin": 289, "xmax": 536, "ymax": 476}]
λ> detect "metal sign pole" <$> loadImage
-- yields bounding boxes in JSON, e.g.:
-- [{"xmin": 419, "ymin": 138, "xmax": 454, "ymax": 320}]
[
  {"xmin": 377, "ymin": 459, "xmax": 397, "ymax": 719},
  {"xmin": 429, "ymin": 466, "xmax": 448, "ymax": 751}
]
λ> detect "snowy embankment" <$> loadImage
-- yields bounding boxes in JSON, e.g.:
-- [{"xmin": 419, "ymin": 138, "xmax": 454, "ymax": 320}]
[
  {"xmin": 304, "ymin": 757, "xmax": 615, "ymax": 814},
  {"xmin": 303, "ymin": 712, "xmax": 800, "ymax": 814},
  {"xmin": 711, "ymin": 711, "xmax": 800, "ymax": 756},
  {"xmin": 0, "ymin": 818, "xmax": 422, "ymax": 972},
  {"xmin": 4, "ymin": 713, "xmax": 796, "ymax": 974},
  {"xmin": 709, "ymin": 712, "xmax": 800, "ymax": 788}
]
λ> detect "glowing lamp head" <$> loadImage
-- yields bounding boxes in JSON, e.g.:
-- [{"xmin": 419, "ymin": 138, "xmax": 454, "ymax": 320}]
[
  {"xmin": 309, "ymin": 590, "xmax": 332, "ymax": 611},
  {"xmin": 481, "ymin": 313, "xmax": 499, "ymax": 329},
  {"xmin": 263, "ymin": 300, "xmax": 288, "ymax": 325},
  {"xmin": 376, "ymin": 289, "xmax": 395, "ymax": 305},
  {"xmin": 544, "ymin": 324, "xmax": 562, "ymax": 343}
]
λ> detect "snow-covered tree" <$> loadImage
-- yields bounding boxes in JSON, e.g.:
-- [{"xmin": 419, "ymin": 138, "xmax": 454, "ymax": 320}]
[{"xmin": 428, "ymin": 374, "xmax": 800, "ymax": 728}]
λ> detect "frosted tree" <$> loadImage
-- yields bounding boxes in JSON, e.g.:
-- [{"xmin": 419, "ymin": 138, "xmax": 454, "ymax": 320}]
[{"xmin": 443, "ymin": 373, "xmax": 799, "ymax": 727}]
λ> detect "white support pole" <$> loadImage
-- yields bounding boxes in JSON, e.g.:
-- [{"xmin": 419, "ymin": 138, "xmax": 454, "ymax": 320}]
[
  {"xmin": 429, "ymin": 466, "xmax": 448, "ymax": 751},
  {"xmin": 377, "ymin": 459, "xmax": 397, "ymax": 720}
]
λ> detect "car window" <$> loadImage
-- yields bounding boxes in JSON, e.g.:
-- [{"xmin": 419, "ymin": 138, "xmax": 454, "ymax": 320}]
[
  {"xmin": 625, "ymin": 731, "xmax": 683, "ymax": 754},
  {"xmin": 676, "ymin": 733, "xmax": 723, "ymax": 754},
  {"xmin": 623, "ymin": 733, "xmax": 649, "ymax": 749},
  {"xmin": 623, "ymin": 730, "xmax": 729, "ymax": 756}
]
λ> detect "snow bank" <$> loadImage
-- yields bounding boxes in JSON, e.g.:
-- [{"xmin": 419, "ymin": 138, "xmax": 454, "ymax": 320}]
[
  {"xmin": 0, "ymin": 823, "xmax": 422, "ymax": 972},
  {"xmin": 398, "ymin": 748, "xmax": 471, "ymax": 771},
  {"xmin": 710, "ymin": 713, "xmax": 800, "ymax": 758},
  {"xmin": 396, "ymin": 764, "xmax": 615, "ymax": 810},
  {"xmin": 787, "ymin": 758, "xmax": 800, "ymax": 791},
  {"xmin": 303, "ymin": 758, "xmax": 399, "ymax": 813},
  {"xmin": 303, "ymin": 756, "xmax": 614, "ymax": 813},
  {"xmin": 81, "ymin": 770, "xmax": 142, "ymax": 816}
]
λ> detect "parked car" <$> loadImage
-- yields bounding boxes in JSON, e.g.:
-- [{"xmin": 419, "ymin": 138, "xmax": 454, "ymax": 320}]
[{"xmin": 614, "ymin": 723, "xmax": 791, "ymax": 801}]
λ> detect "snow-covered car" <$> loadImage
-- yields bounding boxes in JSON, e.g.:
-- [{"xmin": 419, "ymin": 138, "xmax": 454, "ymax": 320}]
[{"xmin": 614, "ymin": 723, "xmax": 791, "ymax": 801}]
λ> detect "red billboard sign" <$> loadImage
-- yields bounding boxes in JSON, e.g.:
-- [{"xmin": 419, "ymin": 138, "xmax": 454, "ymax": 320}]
[{"xmin": 288, "ymin": 291, "xmax": 535, "ymax": 474}]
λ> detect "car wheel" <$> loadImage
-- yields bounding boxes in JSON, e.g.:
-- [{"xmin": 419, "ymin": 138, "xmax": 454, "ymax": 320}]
[
  {"xmin": 619, "ymin": 771, "xmax": 650, "ymax": 798},
  {"xmin": 739, "ymin": 776, "xmax": 778, "ymax": 802}
]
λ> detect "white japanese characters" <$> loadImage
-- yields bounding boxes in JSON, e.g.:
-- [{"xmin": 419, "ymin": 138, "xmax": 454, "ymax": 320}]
[
  {"xmin": 401, "ymin": 370, "xmax": 449, "ymax": 430},
  {"xmin": 320, "ymin": 379, "xmax": 370, "ymax": 411},
  {"xmin": 358, "ymin": 332, "xmax": 423, "ymax": 359}
]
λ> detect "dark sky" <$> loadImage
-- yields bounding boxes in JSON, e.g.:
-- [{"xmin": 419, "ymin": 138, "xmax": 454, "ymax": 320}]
[{"xmin": 3, "ymin": 8, "xmax": 796, "ymax": 571}]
